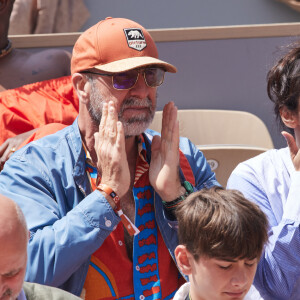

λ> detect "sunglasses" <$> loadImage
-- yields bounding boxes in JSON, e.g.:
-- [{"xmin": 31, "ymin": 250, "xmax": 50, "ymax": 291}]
[{"xmin": 82, "ymin": 67, "xmax": 165, "ymax": 90}]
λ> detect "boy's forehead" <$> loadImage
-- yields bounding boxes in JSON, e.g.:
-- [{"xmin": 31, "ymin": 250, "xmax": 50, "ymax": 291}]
[{"xmin": 211, "ymin": 256, "xmax": 258, "ymax": 262}]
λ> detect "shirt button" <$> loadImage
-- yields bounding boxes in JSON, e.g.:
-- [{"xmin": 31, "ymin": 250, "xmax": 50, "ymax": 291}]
[
  {"xmin": 105, "ymin": 220, "xmax": 112, "ymax": 227},
  {"xmin": 118, "ymin": 240, "xmax": 123, "ymax": 246},
  {"xmin": 139, "ymin": 295, "xmax": 145, "ymax": 300},
  {"xmin": 136, "ymin": 265, "xmax": 140, "ymax": 271}
]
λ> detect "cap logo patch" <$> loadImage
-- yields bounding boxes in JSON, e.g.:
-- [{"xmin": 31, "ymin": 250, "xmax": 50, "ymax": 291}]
[{"xmin": 124, "ymin": 28, "xmax": 146, "ymax": 51}]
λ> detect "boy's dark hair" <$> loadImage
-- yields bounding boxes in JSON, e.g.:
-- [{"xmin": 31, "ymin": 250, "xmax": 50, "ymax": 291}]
[
  {"xmin": 267, "ymin": 43, "xmax": 300, "ymax": 133},
  {"xmin": 175, "ymin": 186, "xmax": 268, "ymax": 261}
]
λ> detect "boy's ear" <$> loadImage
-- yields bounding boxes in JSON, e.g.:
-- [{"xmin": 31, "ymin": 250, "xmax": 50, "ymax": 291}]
[
  {"xmin": 175, "ymin": 245, "xmax": 193, "ymax": 275},
  {"xmin": 280, "ymin": 107, "xmax": 298, "ymax": 129}
]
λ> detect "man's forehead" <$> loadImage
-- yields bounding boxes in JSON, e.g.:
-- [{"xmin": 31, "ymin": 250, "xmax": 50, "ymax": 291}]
[{"xmin": 0, "ymin": 251, "xmax": 27, "ymax": 275}]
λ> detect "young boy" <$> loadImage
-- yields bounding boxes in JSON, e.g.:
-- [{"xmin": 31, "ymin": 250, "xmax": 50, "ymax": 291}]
[{"xmin": 174, "ymin": 186, "xmax": 268, "ymax": 300}]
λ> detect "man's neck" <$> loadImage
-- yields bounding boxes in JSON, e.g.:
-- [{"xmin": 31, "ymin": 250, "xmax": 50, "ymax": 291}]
[{"xmin": 125, "ymin": 135, "xmax": 139, "ymax": 156}]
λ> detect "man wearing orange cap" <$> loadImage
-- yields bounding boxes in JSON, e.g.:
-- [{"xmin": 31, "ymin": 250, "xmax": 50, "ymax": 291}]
[{"xmin": 0, "ymin": 17, "xmax": 218, "ymax": 299}]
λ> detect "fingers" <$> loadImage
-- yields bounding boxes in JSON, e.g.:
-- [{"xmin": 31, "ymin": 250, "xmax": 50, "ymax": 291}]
[
  {"xmin": 151, "ymin": 135, "xmax": 161, "ymax": 161},
  {"xmin": 161, "ymin": 102, "xmax": 172, "ymax": 139},
  {"xmin": 0, "ymin": 141, "xmax": 8, "ymax": 157},
  {"xmin": 116, "ymin": 121, "xmax": 125, "ymax": 150},
  {"xmin": 282, "ymin": 131, "xmax": 298, "ymax": 158},
  {"xmin": 282, "ymin": 131, "xmax": 300, "ymax": 171},
  {"xmin": 99, "ymin": 102, "xmax": 108, "ymax": 140},
  {"xmin": 168, "ymin": 104, "xmax": 178, "ymax": 142},
  {"xmin": 97, "ymin": 101, "xmax": 117, "ymax": 155},
  {"xmin": 173, "ymin": 119, "xmax": 179, "ymax": 150},
  {"xmin": 161, "ymin": 102, "xmax": 179, "ymax": 150},
  {"xmin": 95, "ymin": 100, "xmax": 125, "ymax": 168},
  {"xmin": 0, "ymin": 150, "xmax": 14, "ymax": 171},
  {"xmin": 99, "ymin": 101, "xmax": 118, "ymax": 140},
  {"xmin": 94, "ymin": 132, "xmax": 99, "ymax": 150},
  {"xmin": 107, "ymin": 103, "xmax": 118, "ymax": 141},
  {"xmin": 0, "ymin": 140, "xmax": 16, "ymax": 170}
]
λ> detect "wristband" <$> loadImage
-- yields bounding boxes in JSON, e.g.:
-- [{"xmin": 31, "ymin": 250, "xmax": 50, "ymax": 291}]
[
  {"xmin": 97, "ymin": 183, "xmax": 120, "ymax": 211},
  {"xmin": 162, "ymin": 181, "xmax": 194, "ymax": 211},
  {"xmin": 97, "ymin": 183, "xmax": 140, "ymax": 236}
]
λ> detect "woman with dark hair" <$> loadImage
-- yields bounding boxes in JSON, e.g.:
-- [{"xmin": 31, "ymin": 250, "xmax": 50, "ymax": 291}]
[{"xmin": 227, "ymin": 44, "xmax": 300, "ymax": 300}]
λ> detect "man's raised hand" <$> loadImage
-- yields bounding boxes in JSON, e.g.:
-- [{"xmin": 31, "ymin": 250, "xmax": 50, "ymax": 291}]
[
  {"xmin": 149, "ymin": 102, "xmax": 185, "ymax": 202},
  {"xmin": 94, "ymin": 101, "xmax": 130, "ymax": 198}
]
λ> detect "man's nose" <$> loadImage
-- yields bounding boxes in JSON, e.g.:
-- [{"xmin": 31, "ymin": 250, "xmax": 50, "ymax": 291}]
[{"xmin": 129, "ymin": 73, "xmax": 150, "ymax": 99}]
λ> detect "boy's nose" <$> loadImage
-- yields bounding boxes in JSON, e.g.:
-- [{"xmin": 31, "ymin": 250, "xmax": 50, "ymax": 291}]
[{"xmin": 230, "ymin": 267, "xmax": 248, "ymax": 287}]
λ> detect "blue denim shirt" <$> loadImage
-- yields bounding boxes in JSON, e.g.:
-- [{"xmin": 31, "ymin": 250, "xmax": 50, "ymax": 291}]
[{"xmin": 0, "ymin": 119, "xmax": 218, "ymax": 296}]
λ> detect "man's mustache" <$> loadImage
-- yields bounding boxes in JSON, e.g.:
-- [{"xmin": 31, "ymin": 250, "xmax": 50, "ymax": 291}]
[{"xmin": 120, "ymin": 97, "xmax": 153, "ymax": 110}]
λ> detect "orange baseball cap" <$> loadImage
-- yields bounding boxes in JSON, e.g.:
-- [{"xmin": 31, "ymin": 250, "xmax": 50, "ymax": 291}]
[{"xmin": 71, "ymin": 17, "xmax": 177, "ymax": 74}]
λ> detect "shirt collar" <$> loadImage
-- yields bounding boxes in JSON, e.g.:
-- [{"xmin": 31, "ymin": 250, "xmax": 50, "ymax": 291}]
[{"xmin": 282, "ymin": 147, "xmax": 296, "ymax": 176}]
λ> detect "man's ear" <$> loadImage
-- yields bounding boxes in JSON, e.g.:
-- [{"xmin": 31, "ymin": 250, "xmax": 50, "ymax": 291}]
[
  {"xmin": 175, "ymin": 245, "xmax": 193, "ymax": 275},
  {"xmin": 72, "ymin": 73, "xmax": 90, "ymax": 105},
  {"xmin": 280, "ymin": 106, "xmax": 298, "ymax": 129}
]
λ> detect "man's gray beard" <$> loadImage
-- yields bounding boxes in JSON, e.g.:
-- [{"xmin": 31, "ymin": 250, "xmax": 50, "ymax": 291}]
[{"xmin": 88, "ymin": 85, "xmax": 156, "ymax": 137}]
